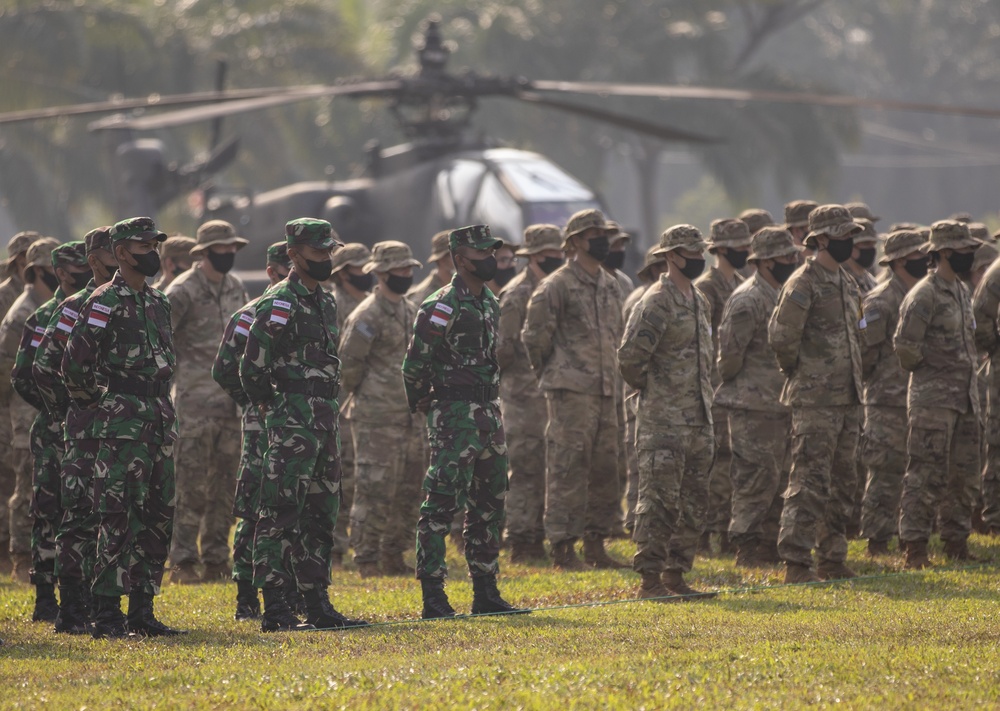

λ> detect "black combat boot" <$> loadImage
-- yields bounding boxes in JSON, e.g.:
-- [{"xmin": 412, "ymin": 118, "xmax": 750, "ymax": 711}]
[
  {"xmin": 420, "ymin": 578, "xmax": 457, "ymax": 620},
  {"xmin": 54, "ymin": 582, "xmax": 91, "ymax": 635},
  {"xmin": 91, "ymin": 595, "xmax": 130, "ymax": 639},
  {"xmin": 285, "ymin": 587, "xmax": 308, "ymax": 617},
  {"xmin": 234, "ymin": 580, "xmax": 261, "ymax": 621},
  {"xmin": 126, "ymin": 589, "xmax": 187, "ymax": 636},
  {"xmin": 303, "ymin": 587, "xmax": 369, "ymax": 630},
  {"xmin": 31, "ymin": 582, "xmax": 60, "ymax": 622},
  {"xmin": 471, "ymin": 575, "xmax": 531, "ymax": 616},
  {"xmin": 261, "ymin": 587, "xmax": 314, "ymax": 633}
]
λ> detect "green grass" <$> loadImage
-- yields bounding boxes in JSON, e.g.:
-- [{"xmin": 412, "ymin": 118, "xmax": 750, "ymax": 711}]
[{"xmin": 2, "ymin": 537, "xmax": 1000, "ymax": 709}]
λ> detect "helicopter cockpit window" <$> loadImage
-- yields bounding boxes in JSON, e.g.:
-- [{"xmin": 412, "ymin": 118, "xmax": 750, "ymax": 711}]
[
  {"xmin": 436, "ymin": 160, "xmax": 487, "ymax": 223},
  {"xmin": 470, "ymin": 172, "xmax": 521, "ymax": 245}
]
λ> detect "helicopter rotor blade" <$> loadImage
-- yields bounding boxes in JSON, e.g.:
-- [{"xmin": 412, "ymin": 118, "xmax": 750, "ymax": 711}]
[
  {"xmin": 87, "ymin": 80, "xmax": 405, "ymax": 132},
  {"xmin": 516, "ymin": 92, "xmax": 719, "ymax": 144},
  {"xmin": 530, "ymin": 81, "xmax": 1000, "ymax": 120}
]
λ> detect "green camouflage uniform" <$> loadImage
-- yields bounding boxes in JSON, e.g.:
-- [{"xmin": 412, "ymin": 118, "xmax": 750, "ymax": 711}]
[
  {"xmin": 63, "ymin": 262, "xmax": 178, "ymax": 598},
  {"xmin": 972, "ymin": 256, "xmax": 1000, "ymax": 530},
  {"xmin": 240, "ymin": 258, "xmax": 343, "ymax": 592},
  {"xmin": 402, "ymin": 228, "xmax": 507, "ymax": 582}
]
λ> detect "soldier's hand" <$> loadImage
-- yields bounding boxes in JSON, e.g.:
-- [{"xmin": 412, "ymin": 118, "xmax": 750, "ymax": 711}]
[{"xmin": 414, "ymin": 395, "xmax": 432, "ymax": 413}]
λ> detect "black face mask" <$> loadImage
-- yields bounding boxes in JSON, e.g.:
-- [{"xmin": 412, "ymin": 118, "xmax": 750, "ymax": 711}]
[
  {"xmin": 465, "ymin": 254, "xmax": 498, "ymax": 282},
  {"xmin": 385, "ymin": 273, "xmax": 413, "ymax": 295},
  {"xmin": 825, "ymin": 238, "xmax": 854, "ymax": 263},
  {"xmin": 172, "ymin": 264, "xmax": 189, "ymax": 277},
  {"xmin": 856, "ymin": 247, "xmax": 877, "ymax": 269},
  {"xmin": 722, "ymin": 249, "xmax": 749, "ymax": 270},
  {"xmin": 538, "ymin": 256, "xmax": 564, "ymax": 274},
  {"xmin": 347, "ymin": 272, "xmax": 374, "ymax": 292},
  {"xmin": 493, "ymin": 266, "xmax": 516, "ymax": 288},
  {"xmin": 130, "ymin": 250, "xmax": 162, "ymax": 278},
  {"xmin": 303, "ymin": 257, "xmax": 333, "ymax": 282},
  {"xmin": 947, "ymin": 251, "xmax": 975, "ymax": 275},
  {"xmin": 903, "ymin": 257, "xmax": 929, "ymax": 280},
  {"xmin": 603, "ymin": 251, "xmax": 625, "ymax": 271},
  {"xmin": 770, "ymin": 261, "xmax": 798, "ymax": 285},
  {"xmin": 40, "ymin": 270, "xmax": 59, "ymax": 292},
  {"xmin": 206, "ymin": 251, "xmax": 235, "ymax": 274},
  {"xmin": 70, "ymin": 270, "xmax": 93, "ymax": 292},
  {"xmin": 101, "ymin": 263, "xmax": 119, "ymax": 281},
  {"xmin": 679, "ymin": 257, "xmax": 706, "ymax": 281},
  {"xmin": 585, "ymin": 235, "xmax": 611, "ymax": 263}
]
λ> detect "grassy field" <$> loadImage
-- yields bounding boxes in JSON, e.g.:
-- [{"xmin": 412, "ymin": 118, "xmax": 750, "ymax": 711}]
[{"xmin": 1, "ymin": 536, "xmax": 999, "ymax": 709}]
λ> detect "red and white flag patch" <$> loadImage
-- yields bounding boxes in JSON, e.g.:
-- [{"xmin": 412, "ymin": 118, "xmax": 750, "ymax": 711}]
[
  {"xmin": 429, "ymin": 302, "xmax": 454, "ymax": 328},
  {"xmin": 29, "ymin": 326, "xmax": 45, "ymax": 348},
  {"xmin": 269, "ymin": 299, "xmax": 291, "ymax": 325},
  {"xmin": 55, "ymin": 307, "xmax": 78, "ymax": 341},
  {"xmin": 235, "ymin": 311, "xmax": 254, "ymax": 337},
  {"xmin": 87, "ymin": 302, "xmax": 111, "ymax": 329}
]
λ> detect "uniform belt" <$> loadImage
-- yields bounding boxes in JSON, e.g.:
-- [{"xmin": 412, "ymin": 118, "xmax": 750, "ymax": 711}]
[
  {"xmin": 432, "ymin": 384, "xmax": 499, "ymax": 402},
  {"xmin": 107, "ymin": 378, "xmax": 171, "ymax": 398},
  {"xmin": 278, "ymin": 379, "xmax": 340, "ymax": 399}
]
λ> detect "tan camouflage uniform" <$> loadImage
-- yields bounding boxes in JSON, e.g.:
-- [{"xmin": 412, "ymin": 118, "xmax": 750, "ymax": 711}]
[
  {"xmin": 895, "ymin": 221, "xmax": 982, "ymax": 550},
  {"xmin": 166, "ymin": 239, "xmax": 248, "ymax": 575},
  {"xmin": 973, "ymin": 253, "xmax": 1000, "ymax": 531},
  {"xmin": 406, "ymin": 231, "xmax": 453, "ymax": 307},
  {"xmin": 619, "ymin": 225, "xmax": 714, "ymax": 577},
  {"xmin": 0, "ymin": 272, "xmax": 24, "ymax": 562},
  {"xmin": 768, "ymin": 205, "xmax": 864, "ymax": 573}
]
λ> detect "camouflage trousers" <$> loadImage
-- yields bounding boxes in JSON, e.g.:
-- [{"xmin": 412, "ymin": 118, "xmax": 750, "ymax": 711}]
[
  {"xmin": 502, "ymin": 393, "xmax": 547, "ymax": 546},
  {"xmin": 232, "ymin": 428, "xmax": 266, "ymax": 584},
  {"xmin": 350, "ymin": 420, "xmax": 425, "ymax": 565},
  {"xmin": 92, "ymin": 439, "xmax": 175, "ymax": 597},
  {"xmin": 543, "ymin": 390, "xmax": 620, "ymax": 544},
  {"xmin": 632, "ymin": 424, "xmax": 714, "ymax": 575},
  {"xmin": 0, "ymin": 403, "xmax": 12, "ymax": 555},
  {"xmin": 899, "ymin": 406, "xmax": 980, "ymax": 544},
  {"xmin": 415, "ymin": 416, "xmax": 508, "ymax": 581},
  {"xmin": 623, "ymin": 395, "xmax": 639, "ymax": 533},
  {"xmin": 705, "ymin": 405, "xmax": 733, "ymax": 534},
  {"xmin": 55, "ymin": 439, "xmax": 100, "ymax": 583},
  {"xmin": 169, "ymin": 415, "xmax": 240, "ymax": 568},
  {"xmin": 778, "ymin": 405, "xmax": 859, "ymax": 568},
  {"xmin": 9, "ymin": 446, "xmax": 32, "ymax": 557},
  {"xmin": 29, "ymin": 417, "xmax": 63, "ymax": 585},
  {"xmin": 979, "ymin": 415, "xmax": 1000, "ymax": 529},
  {"xmin": 252, "ymin": 426, "xmax": 341, "ymax": 591},
  {"xmin": 334, "ymin": 415, "xmax": 356, "ymax": 558},
  {"xmin": 860, "ymin": 405, "xmax": 908, "ymax": 543},
  {"xmin": 727, "ymin": 410, "xmax": 789, "ymax": 550}
]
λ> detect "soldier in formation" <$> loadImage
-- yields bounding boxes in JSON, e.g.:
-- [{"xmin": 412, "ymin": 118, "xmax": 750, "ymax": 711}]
[{"xmin": 152, "ymin": 235, "xmax": 196, "ymax": 291}]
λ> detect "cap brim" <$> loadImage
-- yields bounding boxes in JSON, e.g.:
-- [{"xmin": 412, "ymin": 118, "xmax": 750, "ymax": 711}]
[
  {"xmin": 364, "ymin": 258, "xmax": 422, "ymax": 274},
  {"xmin": 921, "ymin": 236, "xmax": 983, "ymax": 253},
  {"xmin": 879, "ymin": 248, "xmax": 923, "ymax": 266},
  {"xmin": 427, "ymin": 250, "xmax": 449, "ymax": 262},
  {"xmin": 653, "ymin": 239, "xmax": 709, "ymax": 256},
  {"xmin": 748, "ymin": 244, "xmax": 803, "ymax": 262},
  {"xmin": 190, "ymin": 237, "xmax": 249, "ymax": 255},
  {"xmin": 516, "ymin": 244, "xmax": 562, "ymax": 256},
  {"xmin": 127, "ymin": 231, "xmax": 168, "ymax": 243}
]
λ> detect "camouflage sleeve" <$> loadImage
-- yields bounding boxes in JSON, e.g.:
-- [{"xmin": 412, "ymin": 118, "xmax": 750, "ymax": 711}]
[
  {"xmin": 0, "ymin": 312, "xmax": 21, "ymax": 402},
  {"xmin": 339, "ymin": 311, "xmax": 377, "ymax": 397},
  {"xmin": 894, "ymin": 287, "xmax": 932, "ymax": 372},
  {"xmin": 521, "ymin": 279, "xmax": 561, "ymax": 376},
  {"xmin": 11, "ymin": 313, "xmax": 45, "ymax": 411},
  {"xmin": 617, "ymin": 292, "xmax": 665, "ymax": 391},
  {"xmin": 973, "ymin": 276, "xmax": 1000, "ymax": 356},
  {"xmin": 401, "ymin": 299, "xmax": 448, "ymax": 411},
  {"xmin": 497, "ymin": 287, "xmax": 526, "ymax": 373},
  {"xmin": 768, "ymin": 276, "xmax": 811, "ymax": 375},
  {"xmin": 239, "ymin": 292, "xmax": 292, "ymax": 406},
  {"xmin": 212, "ymin": 308, "xmax": 252, "ymax": 407},
  {"xmin": 165, "ymin": 279, "xmax": 192, "ymax": 333},
  {"xmin": 860, "ymin": 293, "xmax": 888, "ymax": 381},
  {"xmin": 717, "ymin": 295, "xmax": 756, "ymax": 382},
  {"xmin": 32, "ymin": 307, "xmax": 69, "ymax": 416},
  {"xmin": 63, "ymin": 294, "xmax": 113, "ymax": 407}
]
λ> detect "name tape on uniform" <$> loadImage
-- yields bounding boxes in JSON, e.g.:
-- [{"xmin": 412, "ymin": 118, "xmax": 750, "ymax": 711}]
[
  {"xmin": 30, "ymin": 325, "xmax": 45, "ymax": 348},
  {"xmin": 270, "ymin": 299, "xmax": 291, "ymax": 325},
  {"xmin": 235, "ymin": 311, "xmax": 254, "ymax": 337},
  {"xmin": 87, "ymin": 304, "xmax": 111, "ymax": 329},
  {"xmin": 429, "ymin": 301, "xmax": 454, "ymax": 327}
]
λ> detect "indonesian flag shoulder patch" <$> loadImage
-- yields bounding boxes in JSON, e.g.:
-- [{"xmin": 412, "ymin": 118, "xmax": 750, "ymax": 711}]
[
  {"xmin": 429, "ymin": 301, "xmax": 454, "ymax": 328},
  {"xmin": 30, "ymin": 325, "xmax": 45, "ymax": 348},
  {"xmin": 87, "ymin": 302, "xmax": 111, "ymax": 329},
  {"xmin": 235, "ymin": 311, "xmax": 255, "ymax": 337},
  {"xmin": 270, "ymin": 299, "xmax": 292, "ymax": 325}
]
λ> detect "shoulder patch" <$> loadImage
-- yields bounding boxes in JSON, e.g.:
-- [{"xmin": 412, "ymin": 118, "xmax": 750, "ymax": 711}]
[
  {"xmin": 355, "ymin": 320, "xmax": 376, "ymax": 341},
  {"xmin": 92, "ymin": 302, "xmax": 112, "ymax": 315},
  {"xmin": 429, "ymin": 302, "xmax": 454, "ymax": 328},
  {"xmin": 863, "ymin": 307, "xmax": 881, "ymax": 323},
  {"xmin": 272, "ymin": 299, "xmax": 292, "ymax": 310},
  {"xmin": 788, "ymin": 289, "xmax": 809, "ymax": 308},
  {"xmin": 30, "ymin": 325, "xmax": 45, "ymax": 348},
  {"xmin": 87, "ymin": 309, "xmax": 109, "ymax": 329},
  {"xmin": 234, "ymin": 311, "xmax": 255, "ymax": 337},
  {"xmin": 269, "ymin": 300, "xmax": 290, "ymax": 325}
]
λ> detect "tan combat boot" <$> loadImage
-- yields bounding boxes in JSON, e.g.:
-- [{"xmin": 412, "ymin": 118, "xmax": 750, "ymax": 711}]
[
  {"xmin": 11, "ymin": 553, "xmax": 31, "ymax": 584},
  {"xmin": 379, "ymin": 553, "xmax": 414, "ymax": 576},
  {"xmin": 784, "ymin": 562, "xmax": 820, "ymax": 584},
  {"xmin": 552, "ymin": 540, "xmax": 586, "ymax": 571},
  {"xmin": 867, "ymin": 539, "xmax": 891, "ymax": 557},
  {"xmin": 582, "ymin": 536, "xmax": 628, "ymax": 569},
  {"xmin": 816, "ymin": 560, "xmax": 857, "ymax": 581},
  {"xmin": 169, "ymin": 561, "xmax": 201, "ymax": 585},
  {"xmin": 942, "ymin": 538, "xmax": 978, "ymax": 562},
  {"xmin": 903, "ymin": 540, "xmax": 931, "ymax": 570},
  {"xmin": 637, "ymin": 572, "xmax": 675, "ymax": 602},
  {"xmin": 661, "ymin": 570, "xmax": 717, "ymax": 600}
]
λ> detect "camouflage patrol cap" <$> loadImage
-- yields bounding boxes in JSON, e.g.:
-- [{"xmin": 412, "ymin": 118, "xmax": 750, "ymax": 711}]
[
  {"xmin": 637, "ymin": 245, "xmax": 668, "ymax": 281},
  {"xmin": 888, "ymin": 222, "xmax": 920, "ymax": 232},
  {"xmin": 606, "ymin": 221, "xmax": 631, "ymax": 245},
  {"xmin": 922, "ymin": 220, "xmax": 982, "ymax": 253},
  {"xmin": 563, "ymin": 209, "xmax": 613, "ymax": 245},
  {"xmin": 804, "ymin": 204, "xmax": 862, "ymax": 247},
  {"xmin": 159, "ymin": 235, "xmax": 196, "ymax": 260},
  {"xmin": 364, "ymin": 240, "xmax": 422, "ymax": 274},
  {"xmin": 191, "ymin": 220, "xmax": 248, "ymax": 255},
  {"xmin": 879, "ymin": 230, "xmax": 927, "ymax": 265},
  {"xmin": 516, "ymin": 224, "xmax": 562, "ymax": 256},
  {"xmin": 968, "ymin": 223, "xmax": 991, "ymax": 243},
  {"xmin": 84, "ymin": 226, "xmax": 113, "ymax": 255},
  {"xmin": 708, "ymin": 218, "xmax": 752, "ymax": 251},
  {"xmin": 738, "ymin": 208, "xmax": 775, "ymax": 236},
  {"xmin": 24, "ymin": 238, "xmax": 60, "ymax": 268},
  {"xmin": 653, "ymin": 224, "xmax": 708, "ymax": 256},
  {"xmin": 266, "ymin": 241, "xmax": 291, "ymax": 269},
  {"xmin": 285, "ymin": 217, "xmax": 342, "ymax": 249},
  {"xmin": 783, "ymin": 200, "xmax": 818, "ymax": 229},
  {"xmin": 427, "ymin": 230, "xmax": 451, "ymax": 262},
  {"xmin": 109, "ymin": 216, "xmax": 167, "ymax": 244},
  {"xmin": 4, "ymin": 231, "xmax": 42, "ymax": 261},
  {"xmin": 331, "ymin": 242, "xmax": 372, "ymax": 273},
  {"xmin": 748, "ymin": 227, "xmax": 801, "ymax": 262},
  {"xmin": 853, "ymin": 218, "xmax": 879, "ymax": 244},
  {"xmin": 948, "ymin": 212, "xmax": 973, "ymax": 224},
  {"xmin": 51, "ymin": 240, "xmax": 88, "ymax": 269},
  {"xmin": 846, "ymin": 201, "xmax": 881, "ymax": 223},
  {"xmin": 973, "ymin": 241, "xmax": 999, "ymax": 273},
  {"xmin": 449, "ymin": 224, "xmax": 502, "ymax": 252}
]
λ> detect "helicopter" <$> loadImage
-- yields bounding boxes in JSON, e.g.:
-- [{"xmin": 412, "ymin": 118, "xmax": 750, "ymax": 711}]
[{"xmin": 4, "ymin": 19, "xmax": 1000, "ymax": 275}]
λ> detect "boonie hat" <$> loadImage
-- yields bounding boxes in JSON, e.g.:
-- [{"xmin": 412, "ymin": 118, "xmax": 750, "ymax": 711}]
[{"xmin": 364, "ymin": 241, "xmax": 422, "ymax": 274}]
